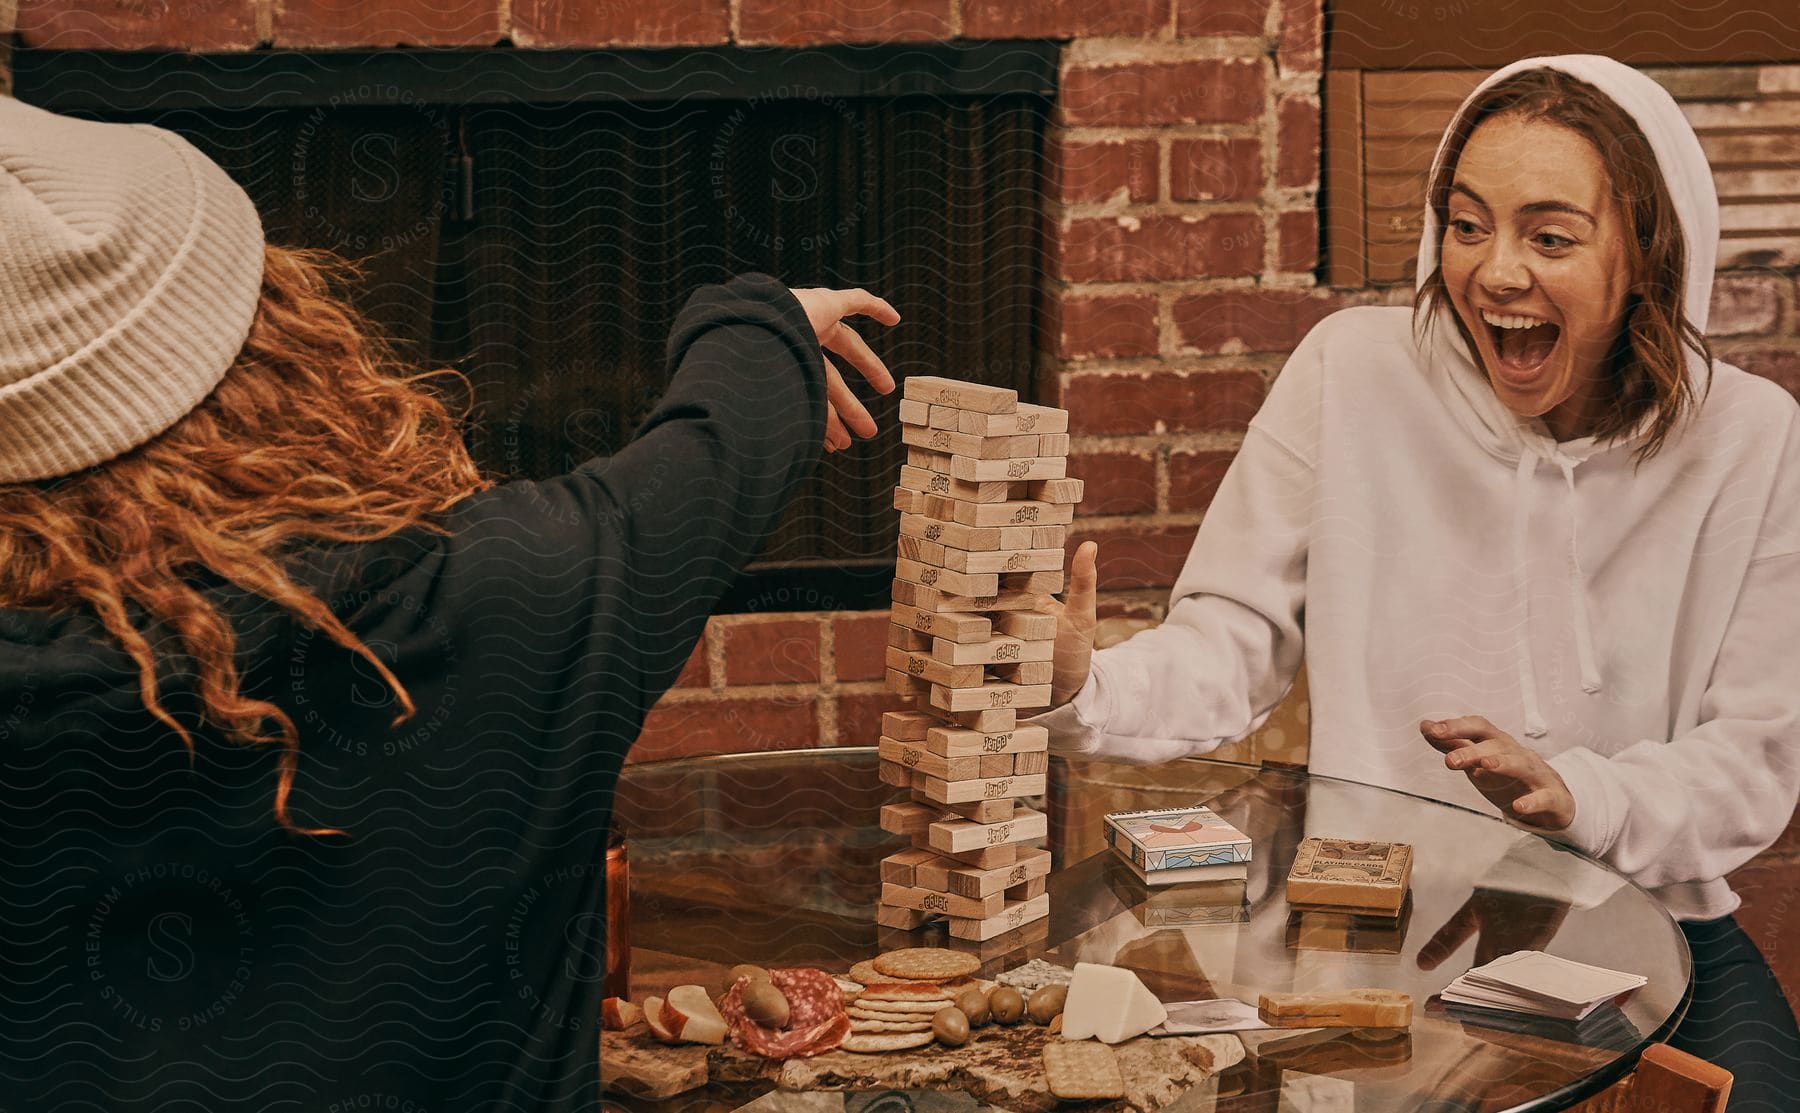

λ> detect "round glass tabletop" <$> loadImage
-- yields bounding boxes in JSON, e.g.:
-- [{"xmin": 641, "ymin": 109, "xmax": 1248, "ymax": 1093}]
[{"xmin": 607, "ymin": 749, "xmax": 1690, "ymax": 1112}]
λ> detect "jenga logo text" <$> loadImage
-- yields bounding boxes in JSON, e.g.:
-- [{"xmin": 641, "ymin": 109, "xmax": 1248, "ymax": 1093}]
[
  {"xmin": 989, "ymin": 689, "xmax": 1015, "ymax": 707},
  {"xmin": 1006, "ymin": 460, "xmax": 1030, "ymax": 478},
  {"xmin": 908, "ymin": 658, "xmax": 925, "ymax": 676},
  {"xmin": 902, "ymin": 748, "xmax": 921, "ymax": 766},
  {"xmin": 921, "ymin": 568, "xmax": 939, "ymax": 585},
  {"xmin": 1008, "ymin": 865, "xmax": 1027, "ymax": 884},
  {"xmin": 930, "ymin": 431, "xmax": 951, "ymax": 449},
  {"xmin": 984, "ymin": 779, "xmax": 1011, "ymax": 798},
  {"xmin": 941, "ymin": 390, "xmax": 960, "ymax": 407},
  {"xmin": 928, "ymin": 475, "xmax": 948, "ymax": 493},
  {"xmin": 1012, "ymin": 506, "xmax": 1040, "ymax": 523},
  {"xmin": 1018, "ymin": 414, "xmax": 1038, "ymax": 431},
  {"xmin": 987, "ymin": 822, "xmax": 1014, "ymax": 845},
  {"xmin": 1006, "ymin": 907, "xmax": 1024, "ymax": 927},
  {"xmin": 1005, "ymin": 553, "xmax": 1027, "ymax": 570},
  {"xmin": 995, "ymin": 642, "xmax": 1020, "ymax": 660},
  {"xmin": 923, "ymin": 893, "xmax": 948, "ymax": 911},
  {"xmin": 915, "ymin": 613, "xmax": 933, "ymax": 631},
  {"xmin": 924, "ymin": 523, "xmax": 943, "ymax": 541},
  {"xmin": 981, "ymin": 736, "xmax": 1008, "ymax": 752}
]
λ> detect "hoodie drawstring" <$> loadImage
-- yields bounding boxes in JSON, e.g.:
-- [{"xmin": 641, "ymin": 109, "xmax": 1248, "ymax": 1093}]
[{"xmin": 1512, "ymin": 448, "xmax": 1604, "ymax": 739}]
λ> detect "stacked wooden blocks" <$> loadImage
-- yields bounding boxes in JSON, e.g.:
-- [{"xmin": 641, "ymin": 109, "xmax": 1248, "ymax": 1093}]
[{"xmin": 875, "ymin": 375, "xmax": 1082, "ymax": 944}]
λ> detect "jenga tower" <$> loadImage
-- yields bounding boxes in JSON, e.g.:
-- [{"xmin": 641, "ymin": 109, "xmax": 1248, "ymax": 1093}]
[{"xmin": 874, "ymin": 376, "xmax": 1082, "ymax": 943}]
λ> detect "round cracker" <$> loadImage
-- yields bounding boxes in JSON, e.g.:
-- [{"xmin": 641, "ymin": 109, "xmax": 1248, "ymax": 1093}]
[
  {"xmin": 850, "ymin": 1018, "xmax": 933, "ymax": 1033},
  {"xmin": 849, "ymin": 1006, "xmax": 938, "ymax": 1023},
  {"xmin": 848, "ymin": 958, "xmax": 942, "ymax": 986},
  {"xmin": 841, "ymin": 1030, "xmax": 937, "ymax": 1053},
  {"xmin": 872, "ymin": 947, "xmax": 981, "ymax": 981},
  {"xmin": 857, "ymin": 982, "xmax": 961, "ymax": 1002},
  {"xmin": 850, "ymin": 997, "xmax": 949, "ymax": 1015}
]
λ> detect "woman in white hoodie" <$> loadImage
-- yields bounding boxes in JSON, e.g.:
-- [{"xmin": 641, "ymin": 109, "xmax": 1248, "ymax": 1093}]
[{"xmin": 1033, "ymin": 55, "xmax": 1800, "ymax": 1101}]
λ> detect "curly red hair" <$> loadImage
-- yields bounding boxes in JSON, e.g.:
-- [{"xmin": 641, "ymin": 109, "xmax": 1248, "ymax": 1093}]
[{"xmin": 0, "ymin": 244, "xmax": 498, "ymax": 835}]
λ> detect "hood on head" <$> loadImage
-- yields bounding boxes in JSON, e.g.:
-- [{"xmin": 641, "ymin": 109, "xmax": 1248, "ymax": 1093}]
[{"xmin": 1412, "ymin": 54, "xmax": 1719, "ymax": 461}]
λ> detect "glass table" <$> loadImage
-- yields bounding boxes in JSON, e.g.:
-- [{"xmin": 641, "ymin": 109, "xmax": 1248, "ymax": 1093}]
[{"xmin": 606, "ymin": 749, "xmax": 1690, "ymax": 1112}]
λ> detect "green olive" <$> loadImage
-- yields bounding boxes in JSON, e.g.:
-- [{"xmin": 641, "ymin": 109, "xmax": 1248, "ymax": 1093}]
[
  {"xmin": 1027, "ymin": 983, "xmax": 1068, "ymax": 1025},
  {"xmin": 724, "ymin": 964, "xmax": 770, "ymax": 995},
  {"xmin": 932, "ymin": 1006, "xmax": 971, "ymax": 1046},
  {"xmin": 740, "ymin": 980, "xmax": 790, "ymax": 1027},
  {"xmin": 989, "ymin": 986, "xmax": 1026, "ymax": 1025},
  {"xmin": 954, "ymin": 985, "xmax": 991, "ymax": 1027}
]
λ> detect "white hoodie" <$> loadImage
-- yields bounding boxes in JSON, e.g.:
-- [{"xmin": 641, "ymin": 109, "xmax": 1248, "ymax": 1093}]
[{"xmin": 1033, "ymin": 55, "xmax": 1800, "ymax": 922}]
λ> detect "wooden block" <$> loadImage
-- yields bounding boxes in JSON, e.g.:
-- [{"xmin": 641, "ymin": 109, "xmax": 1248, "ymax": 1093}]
[
  {"xmin": 1012, "ymin": 750, "xmax": 1049, "ymax": 775},
  {"xmin": 896, "ymin": 533, "xmax": 948, "ymax": 565},
  {"xmin": 929, "ymin": 681, "xmax": 1053, "ymax": 713},
  {"xmin": 948, "ymin": 846, "xmax": 1052, "ymax": 899},
  {"xmin": 914, "ymin": 836, "xmax": 1020, "ymax": 869},
  {"xmin": 906, "ymin": 446, "xmax": 954, "ymax": 471},
  {"xmin": 888, "ymin": 623, "xmax": 933, "ymax": 652},
  {"xmin": 899, "ymin": 512, "xmax": 1047, "ymax": 553},
  {"xmin": 946, "ymin": 478, "xmax": 1016, "ymax": 503},
  {"xmin": 898, "ymin": 464, "xmax": 953, "ymax": 498},
  {"xmin": 881, "ymin": 710, "xmax": 936, "ymax": 742},
  {"xmin": 880, "ymin": 846, "xmax": 938, "ymax": 885},
  {"xmin": 891, "ymin": 602, "xmax": 991, "ymax": 642},
  {"xmin": 917, "ymin": 772, "xmax": 1046, "ymax": 805},
  {"xmin": 901, "ymin": 424, "xmax": 1039, "ymax": 460},
  {"xmin": 911, "ymin": 853, "xmax": 957, "ymax": 893},
  {"xmin": 1036, "ymin": 433, "xmax": 1071, "ymax": 456},
  {"xmin": 926, "ymin": 797, "xmax": 1017, "ymax": 823},
  {"xmin": 878, "ymin": 758, "xmax": 913, "ymax": 788},
  {"xmin": 893, "ymin": 486, "xmax": 925, "ymax": 514},
  {"xmin": 919, "ymin": 493, "xmax": 1074, "ymax": 528},
  {"xmin": 949, "ymin": 455, "xmax": 1066, "ymax": 483},
  {"xmin": 880, "ymin": 737, "xmax": 981, "ymax": 781},
  {"xmin": 958, "ymin": 402, "xmax": 1068, "ymax": 436},
  {"xmin": 941, "ymin": 546, "xmax": 1065, "ymax": 575},
  {"xmin": 1000, "ymin": 569, "xmax": 1064, "ymax": 594},
  {"xmin": 995, "ymin": 611, "xmax": 1058, "ymax": 641},
  {"xmin": 940, "ymin": 707, "xmax": 1017, "ymax": 732},
  {"xmin": 902, "ymin": 376, "xmax": 1018, "ymax": 414},
  {"xmin": 1256, "ymin": 989, "xmax": 1413, "ymax": 1029},
  {"xmin": 885, "ymin": 646, "xmax": 986, "ymax": 689},
  {"xmin": 926, "ymin": 722, "xmax": 1049, "ymax": 757},
  {"xmin": 895, "ymin": 558, "xmax": 999, "ymax": 598},
  {"xmin": 876, "ymin": 903, "xmax": 933, "ymax": 930},
  {"xmin": 991, "ymin": 659, "xmax": 1054, "ymax": 686},
  {"xmin": 979, "ymin": 753, "xmax": 1014, "ymax": 777},
  {"xmin": 882, "ymin": 881, "xmax": 1004, "ymax": 920},
  {"xmin": 1004, "ymin": 875, "xmax": 1047, "ymax": 901},
  {"xmin": 881, "ymin": 801, "xmax": 955, "ymax": 837},
  {"xmin": 1026, "ymin": 477, "xmax": 1083, "ymax": 504},
  {"xmin": 927, "ymin": 807, "xmax": 1048, "ymax": 854},
  {"xmin": 885, "ymin": 667, "xmax": 930, "ymax": 697},
  {"xmin": 932, "ymin": 635, "xmax": 1054, "ymax": 666},
  {"xmin": 897, "ymin": 398, "xmax": 930, "ymax": 426},
  {"xmin": 893, "ymin": 579, "xmax": 1040, "ymax": 614},
  {"xmin": 947, "ymin": 892, "xmax": 1050, "ymax": 941},
  {"xmin": 927, "ymin": 403, "xmax": 960, "ymax": 429}
]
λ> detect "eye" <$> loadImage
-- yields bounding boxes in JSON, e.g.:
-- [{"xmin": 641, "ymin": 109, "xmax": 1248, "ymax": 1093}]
[
  {"xmin": 1534, "ymin": 232, "xmax": 1574, "ymax": 251},
  {"xmin": 1449, "ymin": 218, "xmax": 1484, "ymax": 239}
]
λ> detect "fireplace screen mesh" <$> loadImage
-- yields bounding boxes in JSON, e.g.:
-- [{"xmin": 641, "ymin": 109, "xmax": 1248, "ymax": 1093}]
[{"xmin": 92, "ymin": 89, "xmax": 1051, "ymax": 609}]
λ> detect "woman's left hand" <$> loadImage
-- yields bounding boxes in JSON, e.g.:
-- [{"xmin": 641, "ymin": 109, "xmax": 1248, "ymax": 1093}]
[{"xmin": 1421, "ymin": 715, "xmax": 1576, "ymax": 831}]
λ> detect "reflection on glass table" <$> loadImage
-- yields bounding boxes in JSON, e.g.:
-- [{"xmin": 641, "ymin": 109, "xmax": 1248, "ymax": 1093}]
[{"xmin": 609, "ymin": 749, "xmax": 1689, "ymax": 1112}]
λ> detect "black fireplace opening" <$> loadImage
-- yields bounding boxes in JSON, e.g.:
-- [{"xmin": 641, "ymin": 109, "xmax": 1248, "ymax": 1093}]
[{"xmin": 14, "ymin": 43, "xmax": 1059, "ymax": 613}]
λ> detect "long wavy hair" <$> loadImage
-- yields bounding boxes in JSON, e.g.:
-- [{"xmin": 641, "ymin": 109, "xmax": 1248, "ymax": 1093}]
[
  {"xmin": 0, "ymin": 245, "xmax": 498, "ymax": 836},
  {"xmin": 1413, "ymin": 67, "xmax": 1714, "ymax": 464}
]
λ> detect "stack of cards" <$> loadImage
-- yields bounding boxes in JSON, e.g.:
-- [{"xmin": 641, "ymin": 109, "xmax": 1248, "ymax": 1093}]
[
  {"xmin": 875, "ymin": 375, "xmax": 1081, "ymax": 943},
  {"xmin": 1440, "ymin": 950, "xmax": 1647, "ymax": 1021},
  {"xmin": 1104, "ymin": 803, "xmax": 1251, "ymax": 887}
]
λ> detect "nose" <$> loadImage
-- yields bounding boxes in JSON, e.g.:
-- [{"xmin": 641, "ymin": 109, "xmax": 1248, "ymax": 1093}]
[{"xmin": 1477, "ymin": 233, "xmax": 1533, "ymax": 297}]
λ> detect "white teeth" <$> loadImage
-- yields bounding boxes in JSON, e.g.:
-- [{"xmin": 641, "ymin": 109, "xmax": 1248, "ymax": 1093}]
[{"xmin": 1480, "ymin": 309, "xmax": 1550, "ymax": 330}]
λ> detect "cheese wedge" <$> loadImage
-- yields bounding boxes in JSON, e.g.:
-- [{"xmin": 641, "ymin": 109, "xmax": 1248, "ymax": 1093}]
[{"xmin": 1059, "ymin": 962, "xmax": 1167, "ymax": 1044}]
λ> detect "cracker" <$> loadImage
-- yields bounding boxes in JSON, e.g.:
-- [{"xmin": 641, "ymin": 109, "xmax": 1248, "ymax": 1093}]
[
  {"xmin": 872, "ymin": 947, "xmax": 981, "ymax": 981},
  {"xmin": 850, "ymin": 1018, "xmax": 933, "ymax": 1033},
  {"xmin": 1043, "ymin": 1040, "xmax": 1126, "ymax": 1100},
  {"xmin": 849, "ymin": 1008, "xmax": 937, "ymax": 1025},
  {"xmin": 851, "ymin": 998, "xmax": 948, "ymax": 1015},
  {"xmin": 857, "ymin": 982, "xmax": 961, "ymax": 1002},
  {"xmin": 848, "ymin": 958, "xmax": 944, "ymax": 986},
  {"xmin": 841, "ymin": 1030, "xmax": 937, "ymax": 1053}
]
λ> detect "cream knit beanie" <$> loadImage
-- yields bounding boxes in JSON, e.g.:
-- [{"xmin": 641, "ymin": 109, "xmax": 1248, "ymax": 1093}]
[{"xmin": 0, "ymin": 94, "xmax": 265, "ymax": 483}]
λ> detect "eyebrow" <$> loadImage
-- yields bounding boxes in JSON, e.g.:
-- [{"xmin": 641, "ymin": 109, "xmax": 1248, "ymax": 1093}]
[{"xmin": 1449, "ymin": 181, "xmax": 1597, "ymax": 224}]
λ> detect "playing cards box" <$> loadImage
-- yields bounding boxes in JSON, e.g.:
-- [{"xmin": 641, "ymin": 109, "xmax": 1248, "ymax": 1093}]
[
  {"xmin": 1285, "ymin": 837, "xmax": 1412, "ymax": 917},
  {"xmin": 1103, "ymin": 804, "xmax": 1251, "ymax": 874}
]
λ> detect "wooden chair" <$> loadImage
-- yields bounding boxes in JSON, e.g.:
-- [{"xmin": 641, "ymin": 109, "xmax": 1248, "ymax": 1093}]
[{"xmin": 1568, "ymin": 1043, "xmax": 1732, "ymax": 1112}]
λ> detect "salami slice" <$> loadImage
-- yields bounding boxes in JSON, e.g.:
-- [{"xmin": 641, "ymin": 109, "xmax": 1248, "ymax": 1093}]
[{"xmin": 719, "ymin": 967, "xmax": 849, "ymax": 1059}]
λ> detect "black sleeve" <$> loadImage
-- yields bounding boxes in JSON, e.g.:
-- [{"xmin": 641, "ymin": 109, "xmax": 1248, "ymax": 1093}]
[{"xmin": 423, "ymin": 272, "xmax": 826, "ymax": 733}]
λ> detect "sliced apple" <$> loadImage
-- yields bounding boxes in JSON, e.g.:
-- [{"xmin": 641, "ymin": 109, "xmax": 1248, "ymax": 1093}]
[
  {"xmin": 601, "ymin": 997, "xmax": 643, "ymax": 1031},
  {"xmin": 643, "ymin": 995, "xmax": 677, "ymax": 1043},
  {"xmin": 662, "ymin": 984, "xmax": 729, "ymax": 1044}
]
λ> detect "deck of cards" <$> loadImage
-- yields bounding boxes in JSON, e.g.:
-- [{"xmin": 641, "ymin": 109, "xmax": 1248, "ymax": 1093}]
[{"xmin": 1440, "ymin": 950, "xmax": 1647, "ymax": 1021}]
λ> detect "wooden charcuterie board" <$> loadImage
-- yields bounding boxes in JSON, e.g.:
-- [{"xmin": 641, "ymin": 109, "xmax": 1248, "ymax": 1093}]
[{"xmin": 601, "ymin": 1022, "xmax": 1245, "ymax": 1111}]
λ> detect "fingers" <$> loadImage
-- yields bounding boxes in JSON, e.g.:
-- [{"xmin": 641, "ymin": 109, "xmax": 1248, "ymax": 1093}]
[
  {"xmin": 823, "ymin": 356, "xmax": 877, "ymax": 439},
  {"xmin": 821, "ymin": 320, "xmax": 896, "ymax": 397},
  {"xmin": 1443, "ymin": 738, "xmax": 1512, "ymax": 772},
  {"xmin": 1416, "ymin": 895, "xmax": 1479, "ymax": 972},
  {"xmin": 831, "ymin": 287, "xmax": 901, "ymax": 328},
  {"xmin": 1421, "ymin": 715, "xmax": 1503, "ymax": 751},
  {"xmin": 1066, "ymin": 541, "xmax": 1099, "ymax": 621},
  {"xmin": 1512, "ymin": 791, "xmax": 1557, "ymax": 816},
  {"xmin": 824, "ymin": 405, "xmax": 851, "ymax": 452}
]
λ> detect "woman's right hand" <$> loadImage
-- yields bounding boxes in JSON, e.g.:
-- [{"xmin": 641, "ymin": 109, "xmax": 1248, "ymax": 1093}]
[
  {"xmin": 1046, "ymin": 541, "xmax": 1099, "ymax": 707},
  {"xmin": 787, "ymin": 286, "xmax": 901, "ymax": 452}
]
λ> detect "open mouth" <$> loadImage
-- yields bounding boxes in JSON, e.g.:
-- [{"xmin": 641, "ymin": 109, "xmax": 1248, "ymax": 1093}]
[{"xmin": 1481, "ymin": 310, "xmax": 1561, "ymax": 383}]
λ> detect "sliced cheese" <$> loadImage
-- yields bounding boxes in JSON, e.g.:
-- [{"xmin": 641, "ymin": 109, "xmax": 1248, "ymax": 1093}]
[{"xmin": 1059, "ymin": 962, "xmax": 1167, "ymax": 1044}]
